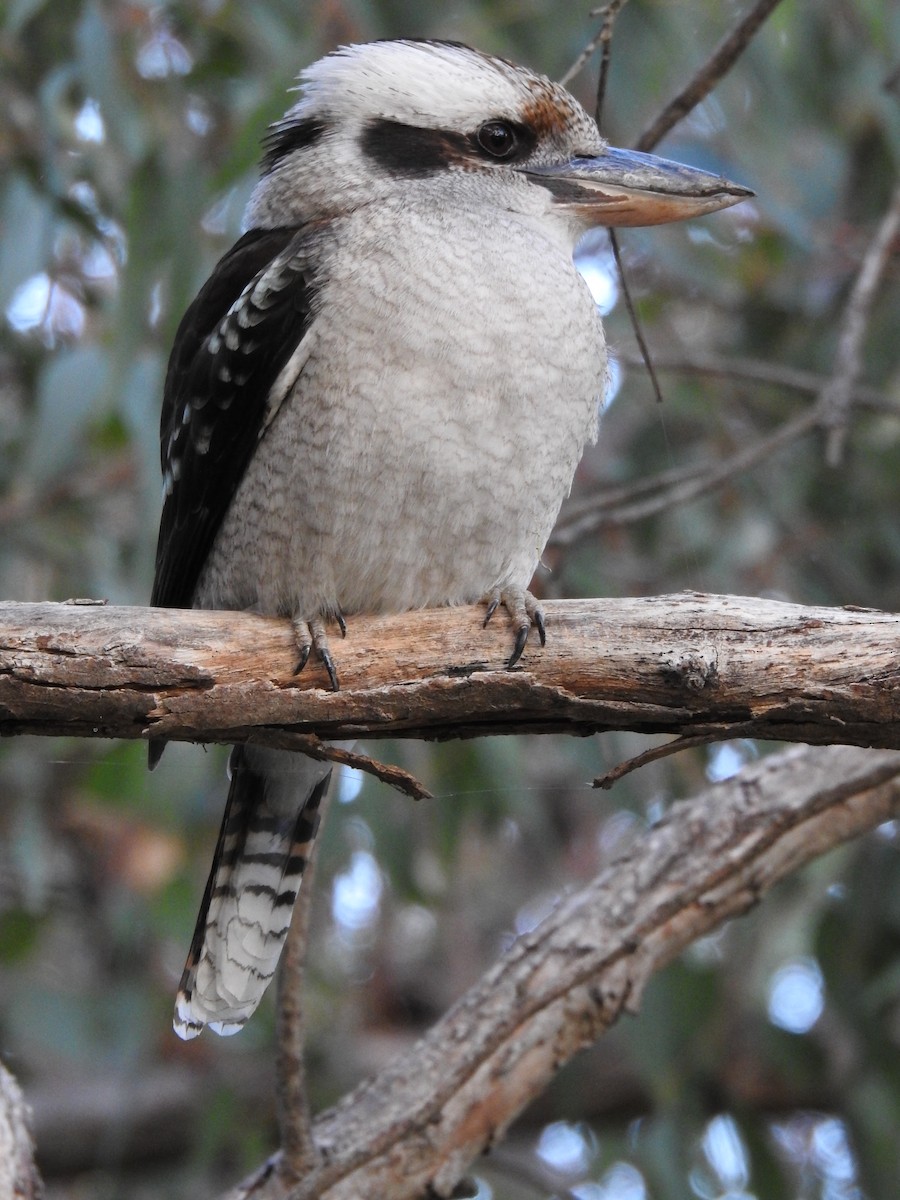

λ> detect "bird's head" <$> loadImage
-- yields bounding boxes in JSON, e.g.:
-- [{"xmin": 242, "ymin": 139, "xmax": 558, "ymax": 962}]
[{"xmin": 245, "ymin": 40, "xmax": 751, "ymax": 242}]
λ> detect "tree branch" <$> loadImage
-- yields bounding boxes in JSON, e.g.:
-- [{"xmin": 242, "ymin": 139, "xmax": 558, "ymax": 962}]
[
  {"xmin": 219, "ymin": 743, "xmax": 900, "ymax": 1200},
  {"xmin": 0, "ymin": 596, "xmax": 897, "ymax": 753},
  {"xmin": 549, "ymin": 352, "xmax": 899, "ymax": 546},
  {"xmin": 819, "ymin": 179, "xmax": 900, "ymax": 465},
  {"xmin": 276, "ymin": 787, "xmax": 332, "ymax": 1181},
  {"xmin": 615, "ymin": 351, "xmax": 896, "ymax": 411},
  {"xmin": 552, "ymin": 407, "xmax": 819, "ymax": 543},
  {"xmin": 635, "ymin": 0, "xmax": 785, "ymax": 152}
]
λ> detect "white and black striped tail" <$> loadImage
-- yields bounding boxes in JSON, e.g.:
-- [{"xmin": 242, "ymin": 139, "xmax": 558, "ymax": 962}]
[{"xmin": 173, "ymin": 745, "xmax": 332, "ymax": 1040}]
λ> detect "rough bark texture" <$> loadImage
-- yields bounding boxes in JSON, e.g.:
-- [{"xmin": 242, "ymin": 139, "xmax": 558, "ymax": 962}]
[
  {"xmin": 0, "ymin": 595, "xmax": 897, "ymax": 750},
  {"xmin": 221, "ymin": 744, "xmax": 900, "ymax": 1200}
]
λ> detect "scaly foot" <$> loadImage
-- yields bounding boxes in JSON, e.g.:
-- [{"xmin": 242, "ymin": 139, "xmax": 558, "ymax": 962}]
[
  {"xmin": 292, "ymin": 610, "xmax": 346, "ymax": 690},
  {"xmin": 482, "ymin": 587, "xmax": 546, "ymax": 667}
]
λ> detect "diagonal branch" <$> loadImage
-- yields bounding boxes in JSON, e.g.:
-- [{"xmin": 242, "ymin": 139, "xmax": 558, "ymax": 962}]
[
  {"xmin": 550, "ymin": 355, "xmax": 899, "ymax": 546},
  {"xmin": 560, "ymin": 1, "xmax": 630, "ymax": 93},
  {"xmin": 552, "ymin": 406, "xmax": 820, "ymax": 542},
  {"xmin": 635, "ymin": 0, "xmax": 785, "ymax": 152},
  {"xmin": 220, "ymin": 743, "xmax": 900, "ymax": 1200}
]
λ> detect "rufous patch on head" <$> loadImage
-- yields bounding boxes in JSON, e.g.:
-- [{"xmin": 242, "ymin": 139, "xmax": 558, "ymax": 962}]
[
  {"xmin": 519, "ymin": 78, "xmax": 601, "ymax": 159},
  {"xmin": 521, "ymin": 86, "xmax": 572, "ymax": 140}
]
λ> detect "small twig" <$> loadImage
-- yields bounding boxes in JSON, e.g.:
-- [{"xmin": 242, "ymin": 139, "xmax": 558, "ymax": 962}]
[
  {"xmin": 276, "ymin": 785, "xmax": 333, "ymax": 1178},
  {"xmin": 615, "ymin": 351, "xmax": 897, "ymax": 412},
  {"xmin": 609, "ymin": 232, "xmax": 666, "ymax": 405},
  {"xmin": 817, "ymin": 180, "xmax": 900, "ymax": 465},
  {"xmin": 553, "ymin": 353, "xmax": 900, "ymax": 544},
  {"xmin": 558, "ymin": 27, "xmax": 603, "ymax": 87},
  {"xmin": 593, "ymin": 728, "xmax": 752, "ymax": 789},
  {"xmin": 263, "ymin": 734, "xmax": 431, "ymax": 800},
  {"xmin": 320, "ymin": 742, "xmax": 431, "ymax": 800},
  {"xmin": 560, "ymin": 2, "xmax": 629, "ymax": 89},
  {"xmin": 560, "ymin": 6, "xmax": 666, "ymax": 407},
  {"xmin": 552, "ymin": 406, "xmax": 820, "ymax": 545},
  {"xmin": 593, "ymin": 0, "xmax": 631, "ymax": 129},
  {"xmin": 635, "ymin": 0, "xmax": 784, "ymax": 152}
]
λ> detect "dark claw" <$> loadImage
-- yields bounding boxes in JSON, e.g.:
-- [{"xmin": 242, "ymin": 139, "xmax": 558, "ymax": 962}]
[
  {"xmin": 293, "ymin": 643, "xmax": 311, "ymax": 675},
  {"xmin": 321, "ymin": 648, "xmax": 340, "ymax": 692},
  {"xmin": 336, "ymin": 609, "xmax": 347, "ymax": 637},
  {"xmin": 507, "ymin": 623, "xmax": 529, "ymax": 668},
  {"xmin": 483, "ymin": 597, "xmax": 500, "ymax": 628},
  {"xmin": 533, "ymin": 606, "xmax": 546, "ymax": 647}
]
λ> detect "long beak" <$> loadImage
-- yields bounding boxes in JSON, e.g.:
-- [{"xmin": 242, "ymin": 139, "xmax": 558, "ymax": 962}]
[{"xmin": 525, "ymin": 145, "xmax": 753, "ymax": 227}]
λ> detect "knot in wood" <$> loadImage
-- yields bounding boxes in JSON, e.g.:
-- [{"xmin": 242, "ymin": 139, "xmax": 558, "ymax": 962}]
[{"xmin": 660, "ymin": 647, "xmax": 719, "ymax": 691}]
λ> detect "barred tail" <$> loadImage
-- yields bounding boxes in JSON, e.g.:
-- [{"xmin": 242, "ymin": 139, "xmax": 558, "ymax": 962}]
[{"xmin": 173, "ymin": 745, "xmax": 331, "ymax": 1039}]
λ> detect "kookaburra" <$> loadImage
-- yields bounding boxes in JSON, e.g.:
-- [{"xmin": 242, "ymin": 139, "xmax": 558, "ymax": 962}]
[{"xmin": 151, "ymin": 39, "xmax": 750, "ymax": 1038}]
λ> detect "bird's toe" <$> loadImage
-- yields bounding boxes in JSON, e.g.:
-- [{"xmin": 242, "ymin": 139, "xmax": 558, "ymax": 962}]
[
  {"xmin": 292, "ymin": 614, "xmax": 342, "ymax": 690},
  {"xmin": 483, "ymin": 587, "xmax": 545, "ymax": 667}
]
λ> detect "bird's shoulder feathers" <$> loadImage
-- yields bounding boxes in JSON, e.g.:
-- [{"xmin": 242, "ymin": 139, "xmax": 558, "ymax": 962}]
[{"xmin": 152, "ymin": 225, "xmax": 320, "ymax": 609}]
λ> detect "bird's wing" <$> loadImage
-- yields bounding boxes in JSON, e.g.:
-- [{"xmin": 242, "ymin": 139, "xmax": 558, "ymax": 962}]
[{"xmin": 151, "ymin": 225, "xmax": 318, "ymax": 609}]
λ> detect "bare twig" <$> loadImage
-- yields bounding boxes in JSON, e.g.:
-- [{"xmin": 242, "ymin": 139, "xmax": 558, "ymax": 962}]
[
  {"xmin": 636, "ymin": 0, "xmax": 785, "ymax": 152},
  {"xmin": 561, "ymin": 360, "xmax": 847, "ymax": 530},
  {"xmin": 549, "ymin": 352, "xmax": 900, "ymax": 546},
  {"xmin": 274, "ymin": 735, "xmax": 430, "ymax": 800},
  {"xmin": 276, "ymin": 787, "xmax": 333, "ymax": 1179},
  {"xmin": 593, "ymin": 729, "xmax": 740, "ymax": 789},
  {"xmin": 595, "ymin": 1, "xmax": 631, "ymax": 128},
  {"xmin": 608, "ymin": 231, "xmax": 666, "ymax": 404},
  {"xmin": 559, "ymin": 1, "xmax": 630, "ymax": 90},
  {"xmin": 818, "ymin": 180, "xmax": 900, "ymax": 465},
  {"xmin": 552, "ymin": 406, "xmax": 819, "ymax": 543},
  {"xmin": 616, "ymin": 351, "xmax": 896, "ymax": 411},
  {"xmin": 562, "ymin": 4, "xmax": 668, "ymax": 411}
]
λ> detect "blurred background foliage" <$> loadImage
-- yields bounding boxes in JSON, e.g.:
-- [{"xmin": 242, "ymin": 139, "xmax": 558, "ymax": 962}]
[{"xmin": 1, "ymin": 1, "xmax": 899, "ymax": 1197}]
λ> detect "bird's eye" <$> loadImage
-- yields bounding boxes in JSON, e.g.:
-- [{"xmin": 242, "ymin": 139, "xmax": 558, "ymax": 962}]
[{"xmin": 475, "ymin": 120, "xmax": 519, "ymax": 160}]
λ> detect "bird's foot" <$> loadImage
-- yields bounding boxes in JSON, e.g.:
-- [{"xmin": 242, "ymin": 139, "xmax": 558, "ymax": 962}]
[
  {"xmin": 482, "ymin": 586, "xmax": 546, "ymax": 667},
  {"xmin": 292, "ymin": 610, "xmax": 346, "ymax": 691}
]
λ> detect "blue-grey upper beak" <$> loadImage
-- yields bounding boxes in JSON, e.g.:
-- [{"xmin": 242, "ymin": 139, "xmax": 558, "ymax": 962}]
[{"xmin": 525, "ymin": 145, "xmax": 753, "ymax": 227}]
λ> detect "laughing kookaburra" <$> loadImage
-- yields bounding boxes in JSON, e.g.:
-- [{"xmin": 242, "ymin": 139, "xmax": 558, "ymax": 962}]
[{"xmin": 151, "ymin": 39, "xmax": 750, "ymax": 1038}]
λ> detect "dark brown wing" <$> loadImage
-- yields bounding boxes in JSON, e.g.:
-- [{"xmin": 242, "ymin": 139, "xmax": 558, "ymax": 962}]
[{"xmin": 151, "ymin": 225, "xmax": 318, "ymax": 609}]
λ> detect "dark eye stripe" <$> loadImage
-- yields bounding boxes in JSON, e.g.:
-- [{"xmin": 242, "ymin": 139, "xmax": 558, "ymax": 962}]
[
  {"xmin": 360, "ymin": 116, "xmax": 537, "ymax": 176},
  {"xmin": 361, "ymin": 118, "xmax": 471, "ymax": 175}
]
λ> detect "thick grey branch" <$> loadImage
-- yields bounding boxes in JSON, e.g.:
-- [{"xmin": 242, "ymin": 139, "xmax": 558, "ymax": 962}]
[{"xmin": 221, "ymin": 744, "xmax": 900, "ymax": 1200}]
